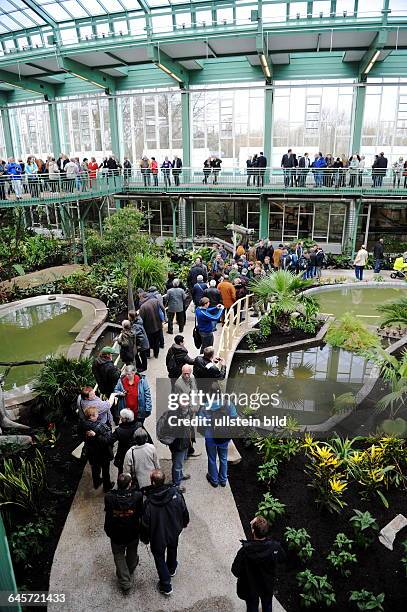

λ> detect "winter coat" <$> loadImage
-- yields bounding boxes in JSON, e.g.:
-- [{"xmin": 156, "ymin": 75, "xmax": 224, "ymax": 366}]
[
  {"xmin": 123, "ymin": 443, "xmax": 160, "ymax": 489},
  {"xmin": 195, "ymin": 305, "xmax": 223, "ymax": 333},
  {"xmin": 354, "ymin": 248, "xmax": 368, "ymax": 267},
  {"xmin": 255, "ymin": 246, "xmax": 267, "ymax": 262},
  {"xmin": 166, "ymin": 344, "xmax": 195, "ymax": 379},
  {"xmin": 65, "ymin": 161, "xmax": 78, "ymax": 179},
  {"xmin": 131, "ymin": 316, "xmax": 150, "ymax": 351},
  {"xmin": 164, "ymin": 287, "xmax": 186, "ymax": 313},
  {"xmin": 373, "ymin": 241, "xmax": 384, "ymax": 259},
  {"xmin": 118, "ymin": 329, "xmax": 137, "ymax": 364},
  {"xmin": 192, "ymin": 282, "xmax": 208, "ymax": 306},
  {"xmin": 6, "ymin": 162, "xmax": 22, "ymax": 179},
  {"xmin": 257, "ymin": 155, "xmax": 267, "ymax": 169},
  {"xmin": 315, "ymin": 249, "xmax": 325, "ymax": 267},
  {"xmin": 114, "ymin": 375, "xmax": 152, "ymax": 420},
  {"xmin": 78, "ymin": 419, "xmax": 113, "ymax": 464},
  {"xmin": 231, "ymin": 539, "xmax": 286, "ymax": 601},
  {"xmin": 140, "ymin": 484, "xmax": 189, "ymax": 552},
  {"xmin": 111, "ymin": 420, "xmax": 140, "ymax": 470},
  {"xmin": 48, "ymin": 161, "xmax": 59, "ymax": 179},
  {"xmin": 193, "ymin": 356, "xmax": 226, "ymax": 395},
  {"xmin": 139, "ymin": 296, "xmax": 162, "ymax": 334},
  {"xmin": 203, "ymin": 286, "xmax": 222, "ymax": 308},
  {"xmin": 187, "ymin": 264, "xmax": 208, "ymax": 289},
  {"xmin": 104, "ymin": 486, "xmax": 143, "ymax": 545},
  {"xmin": 217, "ymin": 280, "xmax": 236, "ymax": 308},
  {"xmin": 92, "ymin": 356, "xmax": 121, "ymax": 396}
]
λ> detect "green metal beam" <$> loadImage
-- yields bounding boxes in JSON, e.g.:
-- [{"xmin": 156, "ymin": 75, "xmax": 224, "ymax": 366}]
[
  {"xmin": 350, "ymin": 84, "xmax": 366, "ymax": 155},
  {"xmin": 358, "ymin": 30, "xmax": 388, "ymax": 79},
  {"xmin": 0, "ymin": 69, "xmax": 55, "ymax": 98},
  {"xmin": 263, "ymin": 86, "xmax": 273, "ymax": 175},
  {"xmin": 108, "ymin": 97, "xmax": 120, "ymax": 157},
  {"xmin": 58, "ymin": 57, "xmax": 117, "ymax": 93},
  {"xmin": 148, "ymin": 46, "xmax": 189, "ymax": 86},
  {"xmin": 259, "ymin": 195, "xmax": 269, "ymax": 239},
  {"xmin": 181, "ymin": 90, "xmax": 190, "ymax": 168},
  {"xmin": 0, "ymin": 106, "xmax": 14, "ymax": 158},
  {"xmin": 48, "ymin": 103, "xmax": 61, "ymax": 158}
]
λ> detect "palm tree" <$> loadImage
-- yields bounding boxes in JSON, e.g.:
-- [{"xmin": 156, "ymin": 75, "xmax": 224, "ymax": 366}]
[
  {"xmin": 377, "ymin": 297, "xmax": 407, "ymax": 328},
  {"xmin": 249, "ymin": 270, "xmax": 315, "ymax": 332}
]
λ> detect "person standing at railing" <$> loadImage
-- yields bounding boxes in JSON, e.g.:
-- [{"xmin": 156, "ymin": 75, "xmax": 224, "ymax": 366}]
[
  {"xmin": 332, "ymin": 157, "xmax": 343, "ymax": 188},
  {"xmin": 64, "ymin": 158, "xmax": 78, "ymax": 192},
  {"xmin": 281, "ymin": 148, "xmax": 294, "ymax": 188},
  {"xmin": 57, "ymin": 153, "xmax": 69, "ymax": 172},
  {"xmin": 256, "ymin": 152, "xmax": 267, "ymax": 187},
  {"xmin": 172, "ymin": 155, "xmax": 183, "ymax": 186},
  {"xmin": 88, "ymin": 156, "xmax": 98, "ymax": 188},
  {"xmin": 6, "ymin": 157, "xmax": 23, "ymax": 200},
  {"xmin": 298, "ymin": 153, "xmax": 310, "ymax": 187},
  {"xmin": 0, "ymin": 159, "xmax": 7, "ymax": 201},
  {"xmin": 151, "ymin": 156, "xmax": 159, "ymax": 186},
  {"xmin": 47, "ymin": 157, "xmax": 60, "ymax": 193},
  {"xmin": 324, "ymin": 154, "xmax": 334, "ymax": 187},
  {"xmin": 358, "ymin": 154, "xmax": 365, "ymax": 187},
  {"xmin": 161, "ymin": 156, "xmax": 172, "ymax": 188},
  {"xmin": 376, "ymin": 152, "xmax": 388, "ymax": 187},
  {"xmin": 26, "ymin": 156, "xmax": 39, "ymax": 197},
  {"xmin": 210, "ymin": 155, "xmax": 222, "ymax": 184},
  {"xmin": 246, "ymin": 155, "xmax": 253, "ymax": 186},
  {"xmin": 404, "ymin": 159, "xmax": 407, "ymax": 188},
  {"xmin": 392, "ymin": 157, "xmax": 404, "ymax": 188},
  {"xmin": 81, "ymin": 158, "xmax": 89, "ymax": 191},
  {"xmin": 217, "ymin": 275, "xmax": 236, "ymax": 326},
  {"xmin": 348, "ymin": 154, "xmax": 360, "ymax": 188},
  {"xmin": 203, "ymin": 157, "xmax": 212, "ymax": 184},
  {"xmin": 140, "ymin": 155, "xmax": 151, "ymax": 186},
  {"xmin": 123, "ymin": 157, "xmax": 132, "ymax": 187},
  {"xmin": 311, "ymin": 153, "xmax": 326, "ymax": 187},
  {"xmin": 340, "ymin": 154, "xmax": 349, "ymax": 187}
]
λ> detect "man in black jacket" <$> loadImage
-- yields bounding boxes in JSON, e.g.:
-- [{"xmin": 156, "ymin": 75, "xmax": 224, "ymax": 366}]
[
  {"xmin": 376, "ymin": 152, "xmax": 388, "ymax": 187},
  {"xmin": 281, "ymin": 148, "xmax": 294, "ymax": 187},
  {"xmin": 92, "ymin": 347, "xmax": 120, "ymax": 397},
  {"xmin": 104, "ymin": 473, "xmax": 143, "ymax": 592},
  {"xmin": 373, "ymin": 238, "xmax": 384, "ymax": 273},
  {"xmin": 232, "ymin": 515, "xmax": 285, "ymax": 612},
  {"xmin": 256, "ymin": 152, "xmax": 267, "ymax": 187},
  {"xmin": 193, "ymin": 346, "xmax": 226, "ymax": 396},
  {"xmin": 298, "ymin": 152, "xmax": 310, "ymax": 187},
  {"xmin": 187, "ymin": 258, "xmax": 208, "ymax": 293},
  {"xmin": 141, "ymin": 469, "xmax": 189, "ymax": 596},
  {"xmin": 255, "ymin": 240, "xmax": 267, "ymax": 263},
  {"xmin": 166, "ymin": 335, "xmax": 195, "ymax": 390}
]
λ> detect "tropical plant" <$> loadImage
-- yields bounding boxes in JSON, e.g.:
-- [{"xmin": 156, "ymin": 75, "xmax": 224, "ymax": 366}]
[
  {"xmin": 132, "ymin": 253, "xmax": 169, "ymax": 292},
  {"xmin": 0, "ymin": 449, "xmax": 46, "ymax": 514},
  {"xmin": 245, "ymin": 332, "xmax": 259, "ymax": 351},
  {"xmin": 256, "ymin": 493, "xmax": 285, "ymax": 524},
  {"xmin": 303, "ymin": 442, "xmax": 348, "ymax": 513},
  {"xmin": 249, "ymin": 271, "xmax": 316, "ymax": 333},
  {"xmin": 378, "ymin": 436, "xmax": 407, "ymax": 486},
  {"xmin": 349, "ymin": 590, "xmax": 385, "ymax": 611},
  {"xmin": 34, "ymin": 355, "xmax": 95, "ymax": 422},
  {"xmin": 257, "ymin": 459, "xmax": 279, "ymax": 485},
  {"xmin": 331, "ymin": 391, "xmax": 357, "ymax": 415},
  {"xmin": 326, "ymin": 313, "xmax": 380, "ymax": 353},
  {"xmin": 327, "ymin": 533, "xmax": 357, "ymax": 577},
  {"xmin": 364, "ymin": 348, "xmax": 407, "ymax": 423},
  {"xmin": 296, "ymin": 569, "xmax": 336, "ymax": 608},
  {"xmin": 327, "ymin": 436, "xmax": 362, "ymax": 460},
  {"xmin": 254, "ymin": 435, "xmax": 300, "ymax": 463},
  {"xmin": 349, "ymin": 509, "xmax": 379, "ymax": 549},
  {"xmin": 346, "ymin": 445, "xmax": 395, "ymax": 507},
  {"xmin": 285, "ymin": 527, "xmax": 314, "ymax": 562},
  {"xmin": 377, "ymin": 296, "xmax": 407, "ymax": 328},
  {"xmin": 9, "ymin": 516, "xmax": 54, "ymax": 566}
]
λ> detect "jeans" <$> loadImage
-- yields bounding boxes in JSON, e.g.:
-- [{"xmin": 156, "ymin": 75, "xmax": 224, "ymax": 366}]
[
  {"xmin": 171, "ymin": 449, "xmax": 188, "ymax": 486},
  {"xmin": 306, "ymin": 266, "xmax": 316, "ymax": 279},
  {"xmin": 152, "ymin": 544, "xmax": 178, "ymax": 592},
  {"xmin": 245, "ymin": 596, "xmax": 273, "ymax": 612},
  {"xmin": 167, "ymin": 310, "xmax": 186, "ymax": 333},
  {"xmin": 355, "ymin": 265, "xmax": 364, "ymax": 280},
  {"xmin": 200, "ymin": 331, "xmax": 214, "ymax": 353},
  {"xmin": 374, "ymin": 258, "xmax": 383, "ymax": 273},
  {"xmin": 206, "ymin": 441, "xmax": 229, "ymax": 485},
  {"xmin": 314, "ymin": 171, "xmax": 323, "ymax": 187},
  {"xmin": 111, "ymin": 538, "xmax": 139, "ymax": 590}
]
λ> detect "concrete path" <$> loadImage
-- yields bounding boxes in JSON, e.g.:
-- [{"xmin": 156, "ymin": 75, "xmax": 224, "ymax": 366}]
[
  {"xmin": 0, "ymin": 264, "xmax": 83, "ymax": 290},
  {"xmin": 49, "ymin": 305, "xmax": 285, "ymax": 612}
]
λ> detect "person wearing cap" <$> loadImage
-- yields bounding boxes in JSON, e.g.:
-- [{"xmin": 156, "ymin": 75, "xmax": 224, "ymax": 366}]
[{"xmin": 92, "ymin": 346, "xmax": 121, "ymax": 397}]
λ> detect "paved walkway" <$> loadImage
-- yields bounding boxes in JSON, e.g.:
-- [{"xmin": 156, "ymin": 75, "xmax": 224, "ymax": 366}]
[
  {"xmin": 49, "ymin": 305, "xmax": 284, "ymax": 612},
  {"xmin": 0, "ymin": 264, "xmax": 83, "ymax": 290}
]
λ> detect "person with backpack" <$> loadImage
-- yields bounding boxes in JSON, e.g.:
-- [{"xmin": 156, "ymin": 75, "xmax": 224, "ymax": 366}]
[
  {"xmin": 166, "ymin": 335, "xmax": 195, "ymax": 391},
  {"xmin": 122, "ymin": 427, "xmax": 160, "ymax": 490},
  {"xmin": 140, "ymin": 469, "xmax": 189, "ymax": 596},
  {"xmin": 231, "ymin": 515, "xmax": 286, "ymax": 612},
  {"xmin": 198, "ymin": 397, "xmax": 238, "ymax": 488},
  {"xmin": 104, "ymin": 473, "xmax": 143, "ymax": 592}
]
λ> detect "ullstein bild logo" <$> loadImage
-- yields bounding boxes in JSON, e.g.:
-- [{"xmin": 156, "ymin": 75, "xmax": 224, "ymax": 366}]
[{"xmin": 166, "ymin": 413, "xmax": 288, "ymax": 429}]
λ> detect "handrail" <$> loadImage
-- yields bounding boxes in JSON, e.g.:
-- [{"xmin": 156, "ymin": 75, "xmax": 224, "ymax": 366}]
[{"xmin": 218, "ymin": 293, "xmax": 254, "ymax": 361}]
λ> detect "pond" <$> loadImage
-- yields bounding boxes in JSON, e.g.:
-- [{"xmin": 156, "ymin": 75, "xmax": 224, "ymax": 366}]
[
  {"xmin": 314, "ymin": 285, "xmax": 407, "ymax": 320},
  {"xmin": 0, "ymin": 302, "xmax": 81, "ymax": 390},
  {"xmin": 228, "ymin": 343, "xmax": 374, "ymax": 427}
]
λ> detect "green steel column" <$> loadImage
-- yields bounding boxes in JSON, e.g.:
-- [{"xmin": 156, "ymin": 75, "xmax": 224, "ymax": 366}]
[
  {"xmin": 181, "ymin": 90, "xmax": 191, "ymax": 178},
  {"xmin": 259, "ymin": 195, "xmax": 269, "ymax": 239},
  {"xmin": 108, "ymin": 97, "xmax": 120, "ymax": 158},
  {"xmin": 1, "ymin": 108, "xmax": 15, "ymax": 158},
  {"xmin": 264, "ymin": 86, "xmax": 273, "ymax": 178},
  {"xmin": 350, "ymin": 84, "xmax": 366, "ymax": 155},
  {"xmin": 48, "ymin": 102, "xmax": 61, "ymax": 158}
]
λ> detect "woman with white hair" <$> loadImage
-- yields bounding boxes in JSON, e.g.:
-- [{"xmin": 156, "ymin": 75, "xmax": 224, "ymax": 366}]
[
  {"xmin": 123, "ymin": 428, "xmax": 160, "ymax": 490},
  {"xmin": 111, "ymin": 409, "xmax": 138, "ymax": 474},
  {"xmin": 114, "ymin": 365, "xmax": 152, "ymax": 425}
]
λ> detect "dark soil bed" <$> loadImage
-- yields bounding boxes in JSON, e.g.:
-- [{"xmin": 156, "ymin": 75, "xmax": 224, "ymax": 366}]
[
  {"xmin": 229, "ymin": 440, "xmax": 407, "ymax": 612},
  {"xmin": 2, "ymin": 416, "xmax": 84, "ymax": 599},
  {"xmin": 237, "ymin": 322, "xmax": 324, "ymax": 351}
]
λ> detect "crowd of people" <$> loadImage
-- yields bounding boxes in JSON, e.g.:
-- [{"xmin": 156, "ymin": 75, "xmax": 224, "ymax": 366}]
[{"xmin": 280, "ymin": 149, "xmax": 407, "ymax": 188}]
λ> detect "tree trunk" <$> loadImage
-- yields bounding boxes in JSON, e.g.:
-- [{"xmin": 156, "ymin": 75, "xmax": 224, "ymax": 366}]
[{"xmin": 127, "ymin": 266, "xmax": 135, "ymax": 312}]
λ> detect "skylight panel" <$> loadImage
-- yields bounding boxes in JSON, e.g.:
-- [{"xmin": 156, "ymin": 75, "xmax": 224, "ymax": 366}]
[{"xmin": 61, "ymin": 1, "xmax": 89, "ymax": 18}]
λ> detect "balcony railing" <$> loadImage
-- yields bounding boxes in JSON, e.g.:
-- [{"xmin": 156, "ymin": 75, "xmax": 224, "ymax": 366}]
[
  {"xmin": 125, "ymin": 167, "xmax": 407, "ymax": 193},
  {"xmin": 0, "ymin": 171, "xmax": 123, "ymax": 206}
]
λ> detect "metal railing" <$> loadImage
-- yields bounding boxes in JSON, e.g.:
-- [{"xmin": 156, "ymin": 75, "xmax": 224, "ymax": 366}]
[
  {"xmin": 0, "ymin": 170, "xmax": 123, "ymax": 205},
  {"xmin": 218, "ymin": 293, "xmax": 255, "ymax": 361},
  {"xmin": 126, "ymin": 166, "xmax": 407, "ymax": 192}
]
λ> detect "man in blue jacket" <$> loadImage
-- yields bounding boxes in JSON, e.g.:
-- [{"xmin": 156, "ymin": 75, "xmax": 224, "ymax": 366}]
[
  {"xmin": 6, "ymin": 158, "xmax": 23, "ymax": 199},
  {"xmin": 195, "ymin": 297, "xmax": 224, "ymax": 352}
]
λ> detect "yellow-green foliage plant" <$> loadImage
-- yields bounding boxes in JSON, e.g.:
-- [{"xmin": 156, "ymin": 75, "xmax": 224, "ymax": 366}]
[{"xmin": 325, "ymin": 313, "xmax": 380, "ymax": 353}]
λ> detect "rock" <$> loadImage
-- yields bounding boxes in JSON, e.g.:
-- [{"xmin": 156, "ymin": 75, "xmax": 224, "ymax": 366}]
[{"xmin": 379, "ymin": 514, "xmax": 407, "ymax": 550}]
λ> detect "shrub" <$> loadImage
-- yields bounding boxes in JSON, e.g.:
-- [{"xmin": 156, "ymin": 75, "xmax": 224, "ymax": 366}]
[
  {"xmin": 256, "ymin": 493, "xmax": 285, "ymax": 524},
  {"xmin": 349, "ymin": 509, "xmax": 379, "ymax": 549},
  {"xmin": 346, "ymin": 445, "xmax": 395, "ymax": 508},
  {"xmin": 304, "ymin": 442, "xmax": 348, "ymax": 513},
  {"xmin": 257, "ymin": 459, "xmax": 279, "ymax": 485},
  {"xmin": 297, "ymin": 569, "xmax": 336, "ymax": 608},
  {"xmin": 285, "ymin": 527, "xmax": 314, "ymax": 562},
  {"xmin": 326, "ymin": 313, "xmax": 380, "ymax": 353},
  {"xmin": 254, "ymin": 436, "xmax": 300, "ymax": 463},
  {"xmin": 9, "ymin": 516, "xmax": 54, "ymax": 567},
  {"xmin": 34, "ymin": 355, "xmax": 95, "ymax": 422},
  {"xmin": 0, "ymin": 449, "xmax": 46, "ymax": 514},
  {"xmin": 133, "ymin": 253, "xmax": 169, "ymax": 291},
  {"xmin": 349, "ymin": 590, "xmax": 385, "ymax": 611},
  {"xmin": 327, "ymin": 534, "xmax": 357, "ymax": 577}
]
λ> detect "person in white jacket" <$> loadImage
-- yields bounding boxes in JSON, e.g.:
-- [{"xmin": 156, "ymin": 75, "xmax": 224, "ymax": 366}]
[
  {"xmin": 354, "ymin": 244, "xmax": 369, "ymax": 281},
  {"xmin": 123, "ymin": 427, "xmax": 160, "ymax": 490}
]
